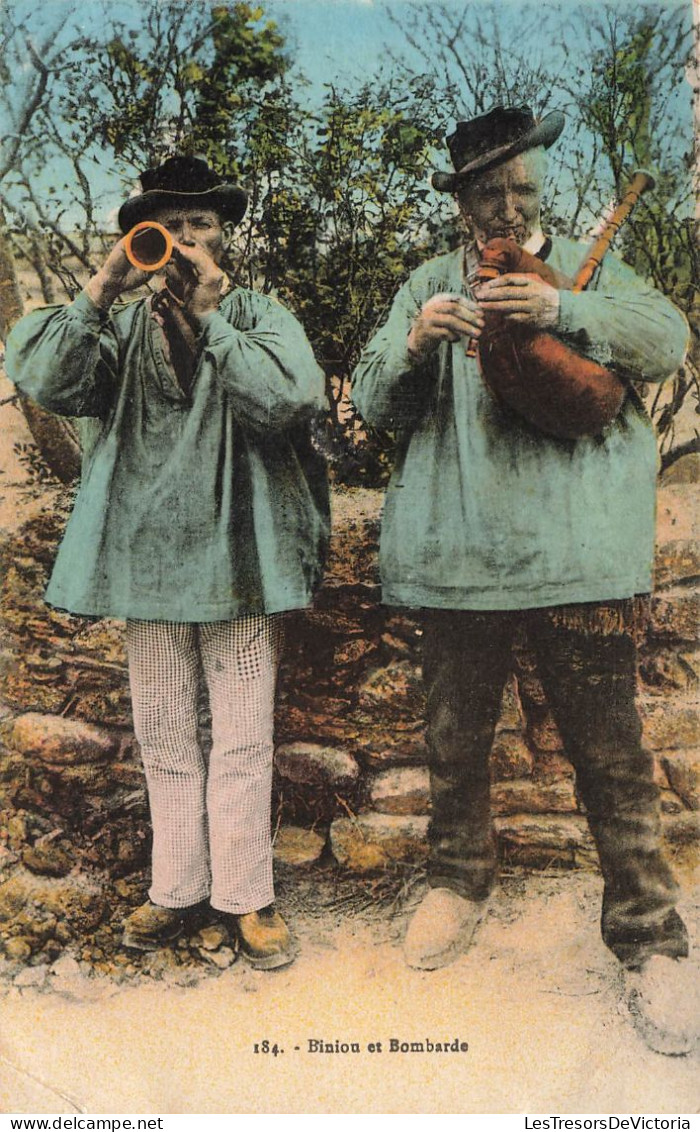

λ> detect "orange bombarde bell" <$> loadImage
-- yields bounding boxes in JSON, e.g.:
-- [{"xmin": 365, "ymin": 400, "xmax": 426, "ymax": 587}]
[{"xmin": 123, "ymin": 221, "xmax": 174, "ymax": 272}]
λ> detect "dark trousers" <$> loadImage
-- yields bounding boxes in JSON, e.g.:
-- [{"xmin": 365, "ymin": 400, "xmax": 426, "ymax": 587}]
[{"xmin": 422, "ymin": 609, "xmax": 688, "ymax": 969}]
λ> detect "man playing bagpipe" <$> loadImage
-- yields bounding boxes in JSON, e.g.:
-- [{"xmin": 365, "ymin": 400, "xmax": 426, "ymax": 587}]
[{"xmin": 352, "ymin": 106, "xmax": 696, "ymax": 1055}]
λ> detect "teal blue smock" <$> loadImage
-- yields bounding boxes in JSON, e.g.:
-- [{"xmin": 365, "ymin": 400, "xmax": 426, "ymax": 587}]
[
  {"xmin": 351, "ymin": 237, "xmax": 689, "ymax": 611},
  {"xmin": 6, "ymin": 288, "xmax": 329, "ymax": 621}
]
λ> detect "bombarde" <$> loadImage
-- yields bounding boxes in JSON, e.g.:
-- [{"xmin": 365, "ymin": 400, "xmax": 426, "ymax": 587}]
[
  {"xmin": 471, "ymin": 169, "xmax": 656, "ymax": 439},
  {"xmin": 123, "ymin": 221, "xmax": 174, "ymax": 272}
]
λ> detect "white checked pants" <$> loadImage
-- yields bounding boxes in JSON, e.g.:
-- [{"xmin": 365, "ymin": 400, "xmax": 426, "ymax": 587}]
[{"xmin": 125, "ymin": 615, "xmax": 283, "ymax": 914}]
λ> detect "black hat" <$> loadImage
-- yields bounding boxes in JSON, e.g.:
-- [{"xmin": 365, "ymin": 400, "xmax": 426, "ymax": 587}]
[
  {"xmin": 432, "ymin": 105, "xmax": 565, "ymax": 193},
  {"xmin": 118, "ymin": 155, "xmax": 248, "ymax": 232}
]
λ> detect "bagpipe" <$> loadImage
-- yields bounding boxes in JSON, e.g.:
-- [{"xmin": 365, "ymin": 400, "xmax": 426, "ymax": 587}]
[{"xmin": 469, "ymin": 170, "xmax": 655, "ymax": 439}]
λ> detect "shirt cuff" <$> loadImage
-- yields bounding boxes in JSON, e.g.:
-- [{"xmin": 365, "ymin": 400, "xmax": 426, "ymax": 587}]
[
  {"xmin": 74, "ymin": 289, "xmax": 113, "ymax": 324},
  {"xmin": 196, "ymin": 309, "xmax": 238, "ymax": 346},
  {"xmin": 557, "ymin": 290, "xmax": 591, "ymax": 338}
]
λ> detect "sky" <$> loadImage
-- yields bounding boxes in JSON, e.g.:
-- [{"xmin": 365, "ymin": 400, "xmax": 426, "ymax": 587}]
[{"xmin": 0, "ymin": 0, "xmax": 695, "ymax": 230}]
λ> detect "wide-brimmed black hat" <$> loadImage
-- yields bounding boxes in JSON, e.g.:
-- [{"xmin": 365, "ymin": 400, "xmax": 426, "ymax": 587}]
[
  {"xmin": 432, "ymin": 105, "xmax": 565, "ymax": 193},
  {"xmin": 118, "ymin": 156, "xmax": 248, "ymax": 232}
]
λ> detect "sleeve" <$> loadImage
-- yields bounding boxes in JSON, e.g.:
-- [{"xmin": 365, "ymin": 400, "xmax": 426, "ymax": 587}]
[
  {"xmin": 197, "ymin": 292, "xmax": 327, "ymax": 433},
  {"xmin": 350, "ymin": 273, "xmax": 435, "ymax": 431},
  {"xmin": 4, "ymin": 291, "xmax": 119, "ymax": 418},
  {"xmin": 556, "ymin": 254, "xmax": 690, "ymax": 383}
]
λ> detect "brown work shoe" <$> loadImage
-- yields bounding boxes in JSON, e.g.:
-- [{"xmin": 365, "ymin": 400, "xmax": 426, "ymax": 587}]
[
  {"xmin": 404, "ymin": 887, "xmax": 487, "ymax": 970},
  {"xmin": 122, "ymin": 900, "xmax": 199, "ymax": 951},
  {"xmin": 234, "ymin": 905, "xmax": 295, "ymax": 970}
]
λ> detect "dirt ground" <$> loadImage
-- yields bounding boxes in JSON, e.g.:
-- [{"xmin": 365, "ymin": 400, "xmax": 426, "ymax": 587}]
[
  {"xmin": 0, "ymin": 866, "xmax": 698, "ymax": 1115},
  {"xmin": 0, "ymin": 375, "xmax": 698, "ymax": 1116}
]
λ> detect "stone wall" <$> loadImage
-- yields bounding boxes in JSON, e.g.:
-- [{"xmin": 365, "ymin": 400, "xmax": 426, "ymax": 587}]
[{"xmin": 0, "ymin": 482, "xmax": 697, "ymax": 942}]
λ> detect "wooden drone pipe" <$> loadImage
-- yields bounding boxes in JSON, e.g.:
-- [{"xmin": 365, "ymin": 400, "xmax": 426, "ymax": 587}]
[{"xmin": 572, "ymin": 169, "xmax": 656, "ymax": 293}]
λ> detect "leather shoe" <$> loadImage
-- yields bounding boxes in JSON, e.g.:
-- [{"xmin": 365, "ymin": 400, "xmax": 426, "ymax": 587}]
[
  {"xmin": 233, "ymin": 905, "xmax": 295, "ymax": 970},
  {"xmin": 622, "ymin": 954, "xmax": 699, "ymax": 1056},
  {"xmin": 122, "ymin": 900, "xmax": 190, "ymax": 951},
  {"xmin": 404, "ymin": 887, "xmax": 487, "ymax": 970}
]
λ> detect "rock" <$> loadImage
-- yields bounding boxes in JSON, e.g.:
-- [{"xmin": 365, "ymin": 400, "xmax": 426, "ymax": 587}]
[
  {"xmin": 492, "ymin": 777, "xmax": 577, "ymax": 815},
  {"xmin": 277, "ymin": 704, "xmax": 360, "ymax": 746},
  {"xmin": 660, "ymin": 750, "xmax": 699, "ymax": 811},
  {"xmin": 641, "ymin": 697, "xmax": 699, "ymax": 751},
  {"xmin": 22, "ymin": 836, "xmax": 74, "ymax": 878},
  {"xmin": 194, "ymin": 925, "xmax": 228, "ymax": 951},
  {"xmin": 654, "ymin": 540, "xmax": 698, "ymax": 590},
  {"xmin": 333, "ymin": 638, "xmax": 378, "ymax": 667},
  {"xmin": 0, "ymin": 846, "xmax": 19, "ymax": 875},
  {"xmin": 532, "ymin": 752, "xmax": 574, "ymax": 783},
  {"xmin": 50, "ymin": 955, "xmax": 82, "ymax": 978},
  {"xmin": 660, "ymin": 453, "xmax": 699, "ymax": 486},
  {"xmin": 24, "ymin": 654, "xmax": 65, "ymax": 675},
  {"xmin": 659, "ymin": 789, "xmax": 683, "ymax": 815},
  {"xmin": 143, "ymin": 949, "xmax": 181, "ymax": 980},
  {"xmin": 1, "ymin": 670, "xmax": 66, "ymax": 714},
  {"xmin": 526, "ymin": 714, "xmax": 564, "ymax": 754},
  {"xmin": 70, "ymin": 620, "xmax": 127, "ymax": 666},
  {"xmin": 369, "ymin": 766, "xmax": 431, "ymax": 815},
  {"xmin": 639, "ymin": 648, "xmax": 699, "ymax": 692},
  {"xmin": 661, "ymin": 809, "xmax": 699, "ymax": 847},
  {"xmin": 0, "ymin": 869, "xmax": 105, "ymax": 934},
  {"xmin": 6, "ymin": 814, "xmax": 28, "ymax": 849},
  {"xmin": 495, "ymin": 813, "xmax": 596, "ymax": 868},
  {"xmin": 380, "ymin": 632, "xmax": 414, "ymax": 660},
  {"xmin": 650, "ymin": 591, "xmax": 700, "ymax": 642},
  {"xmin": 4, "ymin": 937, "xmax": 32, "ymax": 961},
  {"xmin": 8, "ymin": 713, "xmax": 119, "ymax": 766},
  {"xmin": 495, "ymin": 677, "xmax": 524, "ymax": 732},
  {"xmin": 201, "ymin": 946, "xmax": 236, "ymax": 969},
  {"xmin": 63, "ymin": 686, "xmax": 133, "ymax": 728},
  {"xmin": 491, "ymin": 733, "xmax": 535, "ymax": 780},
  {"xmin": 357, "ymin": 661, "xmax": 424, "ymax": 721},
  {"xmin": 329, "ymin": 813, "xmax": 429, "ymax": 872},
  {"xmin": 275, "ymin": 742, "xmax": 360, "ymax": 789},
  {"xmin": 273, "ymin": 826, "xmax": 326, "ymax": 866},
  {"xmin": 356, "ymin": 733, "xmax": 427, "ymax": 768},
  {"xmin": 13, "ymin": 964, "xmax": 48, "ymax": 988}
]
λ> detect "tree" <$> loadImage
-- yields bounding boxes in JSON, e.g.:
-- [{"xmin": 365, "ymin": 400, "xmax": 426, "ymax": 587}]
[
  {"xmin": 386, "ymin": 0, "xmax": 697, "ymax": 471},
  {"xmin": 0, "ymin": 4, "xmax": 84, "ymax": 480},
  {"xmin": 2, "ymin": 0, "xmax": 695, "ymax": 483}
]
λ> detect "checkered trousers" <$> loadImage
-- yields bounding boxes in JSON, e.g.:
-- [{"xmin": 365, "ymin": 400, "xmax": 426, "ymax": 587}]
[{"xmin": 125, "ymin": 615, "xmax": 284, "ymax": 914}]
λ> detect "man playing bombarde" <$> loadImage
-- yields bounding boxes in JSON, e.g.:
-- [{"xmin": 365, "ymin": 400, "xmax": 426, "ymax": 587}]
[{"xmin": 6, "ymin": 156, "xmax": 329, "ymax": 968}]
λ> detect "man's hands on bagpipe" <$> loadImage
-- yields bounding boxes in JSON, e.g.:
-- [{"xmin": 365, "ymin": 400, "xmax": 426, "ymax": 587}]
[
  {"xmin": 407, "ymin": 292, "xmax": 485, "ymax": 360},
  {"xmin": 474, "ymin": 273, "xmax": 560, "ymax": 329}
]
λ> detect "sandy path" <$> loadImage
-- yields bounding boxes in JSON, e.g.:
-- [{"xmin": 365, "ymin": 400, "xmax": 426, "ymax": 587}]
[{"xmin": 1, "ymin": 874, "xmax": 698, "ymax": 1115}]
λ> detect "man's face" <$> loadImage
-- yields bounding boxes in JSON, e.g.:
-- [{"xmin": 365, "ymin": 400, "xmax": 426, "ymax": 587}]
[
  {"xmin": 457, "ymin": 149, "xmax": 544, "ymax": 247},
  {"xmin": 151, "ymin": 207, "xmax": 232, "ymax": 265}
]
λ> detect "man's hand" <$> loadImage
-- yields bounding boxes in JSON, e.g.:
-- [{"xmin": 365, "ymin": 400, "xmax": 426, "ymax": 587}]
[
  {"xmin": 165, "ymin": 242, "xmax": 226, "ymax": 320},
  {"xmin": 84, "ymin": 239, "xmax": 151, "ymax": 310},
  {"xmin": 407, "ymin": 292, "xmax": 484, "ymax": 360},
  {"xmin": 474, "ymin": 273, "xmax": 560, "ymax": 329}
]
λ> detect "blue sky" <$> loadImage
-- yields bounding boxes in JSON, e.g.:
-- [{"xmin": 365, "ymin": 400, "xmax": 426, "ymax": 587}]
[{"xmin": 1, "ymin": 0, "xmax": 694, "ymax": 230}]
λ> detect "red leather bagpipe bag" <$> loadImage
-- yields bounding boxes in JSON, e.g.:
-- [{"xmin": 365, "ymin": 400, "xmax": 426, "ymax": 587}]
[{"xmin": 475, "ymin": 239, "xmax": 626, "ymax": 439}]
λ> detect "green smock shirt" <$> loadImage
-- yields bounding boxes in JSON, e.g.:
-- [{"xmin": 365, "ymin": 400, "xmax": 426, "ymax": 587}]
[
  {"xmin": 6, "ymin": 288, "xmax": 330, "ymax": 621},
  {"xmin": 351, "ymin": 237, "xmax": 689, "ymax": 611}
]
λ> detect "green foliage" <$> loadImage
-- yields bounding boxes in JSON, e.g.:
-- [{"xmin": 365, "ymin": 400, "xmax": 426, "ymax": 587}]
[{"xmin": 2, "ymin": 0, "xmax": 696, "ymax": 482}]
